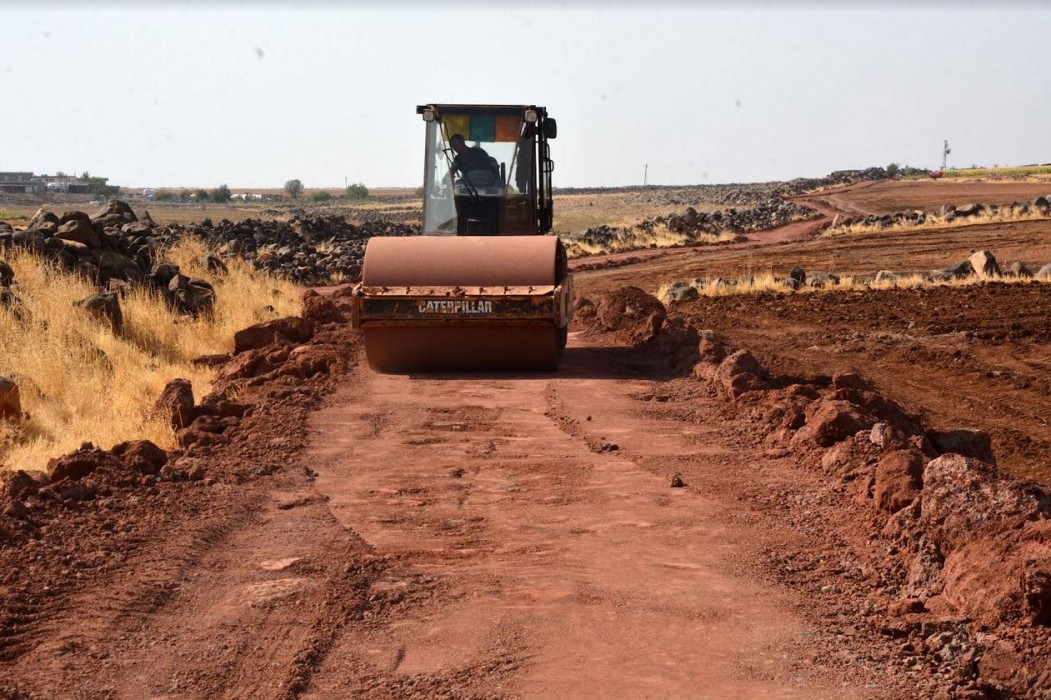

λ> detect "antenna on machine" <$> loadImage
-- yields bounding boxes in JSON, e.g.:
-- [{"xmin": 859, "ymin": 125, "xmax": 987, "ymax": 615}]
[{"xmin": 942, "ymin": 140, "xmax": 951, "ymax": 170}]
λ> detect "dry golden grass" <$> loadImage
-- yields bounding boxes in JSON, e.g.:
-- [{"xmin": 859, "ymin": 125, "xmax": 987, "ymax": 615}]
[
  {"xmin": 942, "ymin": 165, "xmax": 1051, "ymax": 180},
  {"xmin": 656, "ymin": 269, "xmax": 1047, "ymax": 303},
  {"xmin": 826, "ymin": 208, "xmax": 1051, "ymax": 238},
  {"xmin": 561, "ymin": 225, "xmax": 738, "ymax": 258},
  {"xmin": 552, "ymin": 192, "xmax": 722, "ymax": 235},
  {"xmin": 0, "ymin": 239, "xmax": 301, "ymax": 472}
]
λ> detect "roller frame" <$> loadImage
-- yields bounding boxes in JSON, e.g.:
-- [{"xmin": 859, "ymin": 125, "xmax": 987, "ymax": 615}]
[{"xmin": 351, "ymin": 281, "xmax": 573, "ymax": 329}]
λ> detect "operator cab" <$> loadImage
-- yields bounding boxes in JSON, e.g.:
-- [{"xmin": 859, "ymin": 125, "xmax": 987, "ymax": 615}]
[{"xmin": 417, "ymin": 104, "xmax": 557, "ymax": 236}]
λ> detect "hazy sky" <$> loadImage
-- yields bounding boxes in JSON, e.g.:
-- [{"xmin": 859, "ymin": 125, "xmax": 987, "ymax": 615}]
[{"xmin": 2, "ymin": 3, "xmax": 1049, "ymax": 188}]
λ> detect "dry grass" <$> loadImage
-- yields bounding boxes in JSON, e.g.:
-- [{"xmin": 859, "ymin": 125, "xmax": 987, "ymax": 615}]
[
  {"xmin": 0, "ymin": 239, "xmax": 301, "ymax": 472},
  {"xmin": 942, "ymin": 165, "xmax": 1051, "ymax": 180},
  {"xmin": 656, "ymin": 269, "xmax": 1048, "ymax": 303},
  {"xmin": 0, "ymin": 208, "xmax": 28, "ymax": 222},
  {"xmin": 561, "ymin": 225, "xmax": 738, "ymax": 258},
  {"xmin": 825, "ymin": 208, "xmax": 1051, "ymax": 238}
]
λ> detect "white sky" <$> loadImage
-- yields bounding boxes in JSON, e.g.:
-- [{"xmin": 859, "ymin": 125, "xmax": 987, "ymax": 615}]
[{"xmin": 1, "ymin": 3, "xmax": 1049, "ymax": 188}]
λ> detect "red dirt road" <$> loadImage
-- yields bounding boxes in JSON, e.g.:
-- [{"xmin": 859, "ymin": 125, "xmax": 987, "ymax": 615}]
[{"xmin": 299, "ymin": 337, "xmax": 889, "ymax": 698}]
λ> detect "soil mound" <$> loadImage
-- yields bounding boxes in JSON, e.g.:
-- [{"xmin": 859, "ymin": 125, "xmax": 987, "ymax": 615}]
[
  {"xmin": 588, "ymin": 286, "xmax": 666, "ymax": 347},
  {"xmin": 688, "ymin": 338, "xmax": 1051, "ymax": 696}
]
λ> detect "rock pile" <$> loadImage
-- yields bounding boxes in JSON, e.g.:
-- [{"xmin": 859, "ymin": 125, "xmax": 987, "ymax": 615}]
[
  {"xmin": 0, "ymin": 200, "xmax": 420, "ymax": 295},
  {"xmin": 3, "ymin": 201, "xmax": 169, "ymax": 286},
  {"xmin": 654, "ymin": 199, "xmax": 818, "ymax": 236},
  {"xmin": 831, "ymin": 195, "xmax": 1051, "ymax": 231},
  {"xmin": 660, "ymin": 251, "xmax": 1051, "ymax": 300},
  {"xmin": 556, "ymin": 167, "xmax": 888, "ymax": 208},
  {"xmin": 0, "ymin": 201, "xmax": 218, "ymax": 321},
  {"xmin": 192, "ymin": 215, "xmax": 417, "ymax": 284},
  {"xmin": 571, "ymin": 199, "xmax": 818, "ymax": 254}
]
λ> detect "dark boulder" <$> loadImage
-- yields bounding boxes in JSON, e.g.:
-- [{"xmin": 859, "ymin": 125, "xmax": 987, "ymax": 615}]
[
  {"xmin": 0, "ymin": 375, "xmax": 20, "ymax": 421},
  {"xmin": 55, "ymin": 219, "xmax": 102, "ymax": 250},
  {"xmin": 153, "ymin": 378, "xmax": 195, "ymax": 430},
  {"xmin": 77, "ymin": 292, "xmax": 123, "ymax": 334}
]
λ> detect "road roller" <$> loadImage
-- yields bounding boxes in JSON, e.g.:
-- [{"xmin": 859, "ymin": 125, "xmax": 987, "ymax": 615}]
[{"xmin": 351, "ymin": 104, "xmax": 574, "ymax": 372}]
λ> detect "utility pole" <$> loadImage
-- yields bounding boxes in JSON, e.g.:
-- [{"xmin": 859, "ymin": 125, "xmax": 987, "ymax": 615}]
[
  {"xmin": 942, "ymin": 140, "xmax": 951, "ymax": 170},
  {"xmin": 643, "ymin": 164, "xmax": 648, "ymax": 187}
]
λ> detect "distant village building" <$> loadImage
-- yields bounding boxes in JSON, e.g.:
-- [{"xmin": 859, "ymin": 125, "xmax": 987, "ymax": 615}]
[
  {"xmin": 0, "ymin": 172, "xmax": 102, "ymax": 195},
  {"xmin": 0, "ymin": 172, "xmax": 47, "ymax": 194}
]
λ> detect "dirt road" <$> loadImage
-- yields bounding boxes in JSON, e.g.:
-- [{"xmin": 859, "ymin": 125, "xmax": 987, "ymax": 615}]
[
  {"xmin": 0, "ymin": 330, "xmax": 906, "ymax": 698},
  {"xmin": 298, "ymin": 339, "xmax": 884, "ymax": 698}
]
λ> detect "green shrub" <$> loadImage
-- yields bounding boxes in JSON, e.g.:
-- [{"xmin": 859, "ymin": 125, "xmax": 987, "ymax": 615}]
[
  {"xmin": 285, "ymin": 179, "xmax": 303, "ymax": 199},
  {"xmin": 310, "ymin": 191, "xmax": 332, "ymax": 202},
  {"xmin": 211, "ymin": 184, "xmax": 232, "ymax": 203},
  {"xmin": 345, "ymin": 183, "xmax": 369, "ymax": 200}
]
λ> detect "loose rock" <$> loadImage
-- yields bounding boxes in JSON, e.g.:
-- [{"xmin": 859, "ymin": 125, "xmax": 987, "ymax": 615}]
[{"xmin": 0, "ymin": 376, "xmax": 20, "ymax": 421}]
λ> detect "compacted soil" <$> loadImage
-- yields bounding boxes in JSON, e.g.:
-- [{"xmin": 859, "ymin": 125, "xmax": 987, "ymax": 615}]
[{"xmin": 0, "ymin": 330, "xmax": 924, "ymax": 698}]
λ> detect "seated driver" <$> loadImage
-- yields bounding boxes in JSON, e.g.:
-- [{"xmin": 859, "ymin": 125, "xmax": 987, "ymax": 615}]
[{"xmin": 449, "ymin": 133, "xmax": 500, "ymax": 187}]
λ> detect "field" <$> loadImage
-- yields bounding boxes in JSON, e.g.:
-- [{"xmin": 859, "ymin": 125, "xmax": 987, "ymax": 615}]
[
  {"xmin": 3, "ymin": 184, "xmax": 767, "ymax": 235},
  {"xmin": 2, "ymin": 175, "xmax": 1051, "ymax": 698},
  {"xmin": 817, "ymin": 178, "xmax": 1051, "ymax": 215},
  {"xmin": 942, "ymin": 164, "xmax": 1051, "ymax": 179}
]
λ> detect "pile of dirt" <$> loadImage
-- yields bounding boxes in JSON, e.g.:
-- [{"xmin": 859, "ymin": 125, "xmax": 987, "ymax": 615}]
[
  {"xmin": 689, "ymin": 334, "xmax": 1051, "ymax": 697},
  {"xmin": 664, "ymin": 280, "xmax": 1051, "ymax": 486},
  {"xmin": 574, "ymin": 287, "xmax": 666, "ymax": 347},
  {"xmin": 0, "ymin": 288, "xmax": 361, "ymax": 665}
]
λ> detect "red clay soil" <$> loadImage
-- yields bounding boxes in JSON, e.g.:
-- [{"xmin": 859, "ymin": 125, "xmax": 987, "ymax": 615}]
[
  {"xmin": 0, "ymin": 287, "xmax": 1000, "ymax": 693},
  {"xmin": 1, "ymin": 281, "xmax": 1048, "ymax": 696},
  {"xmin": 3, "ymin": 174, "xmax": 1051, "ymax": 697},
  {"xmin": 576, "ymin": 179, "xmax": 1051, "ymax": 286},
  {"xmin": 648, "ymin": 282, "xmax": 1051, "ymax": 486}
]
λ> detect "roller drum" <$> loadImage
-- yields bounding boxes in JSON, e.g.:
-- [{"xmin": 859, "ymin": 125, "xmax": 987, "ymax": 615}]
[{"xmin": 355, "ymin": 235, "xmax": 571, "ymax": 373}]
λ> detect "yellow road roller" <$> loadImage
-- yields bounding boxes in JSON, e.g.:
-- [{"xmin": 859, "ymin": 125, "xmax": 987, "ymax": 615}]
[{"xmin": 352, "ymin": 104, "xmax": 574, "ymax": 372}]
